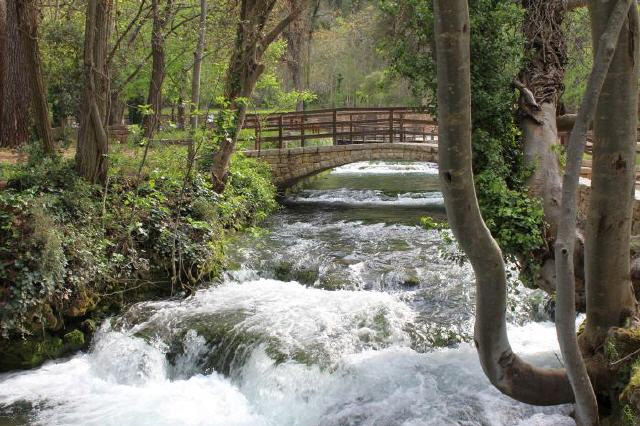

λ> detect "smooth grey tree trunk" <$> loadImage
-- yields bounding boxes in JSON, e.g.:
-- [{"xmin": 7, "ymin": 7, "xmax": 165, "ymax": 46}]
[
  {"xmin": 555, "ymin": 1, "xmax": 634, "ymax": 424},
  {"xmin": 433, "ymin": 0, "xmax": 574, "ymax": 406},
  {"xmin": 582, "ymin": 0, "xmax": 639, "ymax": 350}
]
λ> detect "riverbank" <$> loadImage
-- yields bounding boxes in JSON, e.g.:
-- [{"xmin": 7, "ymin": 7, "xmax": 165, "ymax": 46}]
[{"xmin": 0, "ymin": 142, "xmax": 277, "ymax": 372}]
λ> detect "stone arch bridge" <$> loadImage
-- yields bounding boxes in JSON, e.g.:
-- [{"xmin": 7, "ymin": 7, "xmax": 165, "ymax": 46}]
[
  {"xmin": 241, "ymin": 107, "xmax": 439, "ymax": 188},
  {"xmin": 244, "ymin": 142, "xmax": 438, "ymax": 188}
]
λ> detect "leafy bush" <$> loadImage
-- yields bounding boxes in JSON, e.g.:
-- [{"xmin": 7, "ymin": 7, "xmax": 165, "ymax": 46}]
[{"xmin": 0, "ymin": 143, "xmax": 276, "ymax": 340}]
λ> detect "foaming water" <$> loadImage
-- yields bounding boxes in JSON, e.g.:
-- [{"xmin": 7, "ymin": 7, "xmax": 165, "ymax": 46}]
[
  {"xmin": 0, "ymin": 161, "xmax": 573, "ymax": 425},
  {"xmin": 0, "ymin": 283, "xmax": 571, "ymax": 426},
  {"xmin": 331, "ymin": 161, "xmax": 439, "ymax": 175},
  {"xmin": 288, "ymin": 188, "xmax": 444, "ymax": 207}
]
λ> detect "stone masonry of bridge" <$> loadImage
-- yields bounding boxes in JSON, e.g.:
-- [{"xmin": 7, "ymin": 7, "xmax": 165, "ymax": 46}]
[{"xmin": 244, "ymin": 142, "xmax": 439, "ymax": 188}]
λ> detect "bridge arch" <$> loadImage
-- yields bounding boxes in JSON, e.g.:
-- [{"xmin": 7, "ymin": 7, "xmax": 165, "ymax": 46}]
[{"xmin": 244, "ymin": 142, "xmax": 438, "ymax": 188}]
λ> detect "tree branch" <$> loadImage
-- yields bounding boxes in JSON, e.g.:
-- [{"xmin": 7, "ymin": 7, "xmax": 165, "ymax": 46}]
[
  {"xmin": 108, "ymin": 0, "xmax": 150, "ymax": 65},
  {"xmin": 260, "ymin": 0, "xmax": 310, "ymax": 51}
]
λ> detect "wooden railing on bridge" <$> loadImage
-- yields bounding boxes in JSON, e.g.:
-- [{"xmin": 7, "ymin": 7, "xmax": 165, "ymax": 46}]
[{"xmin": 240, "ymin": 107, "xmax": 437, "ymax": 150}]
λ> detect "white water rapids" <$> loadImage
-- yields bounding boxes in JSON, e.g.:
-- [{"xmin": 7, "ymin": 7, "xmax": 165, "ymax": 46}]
[{"xmin": 0, "ymin": 162, "xmax": 575, "ymax": 425}]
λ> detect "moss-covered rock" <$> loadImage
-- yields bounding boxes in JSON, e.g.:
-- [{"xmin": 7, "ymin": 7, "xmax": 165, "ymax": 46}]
[
  {"xmin": 621, "ymin": 366, "xmax": 640, "ymax": 416},
  {"xmin": 0, "ymin": 329, "xmax": 88, "ymax": 372},
  {"xmin": 63, "ymin": 329, "xmax": 85, "ymax": 351},
  {"xmin": 402, "ymin": 275, "xmax": 420, "ymax": 287},
  {"xmin": 63, "ymin": 290, "xmax": 99, "ymax": 318},
  {"xmin": 0, "ymin": 335, "xmax": 64, "ymax": 372}
]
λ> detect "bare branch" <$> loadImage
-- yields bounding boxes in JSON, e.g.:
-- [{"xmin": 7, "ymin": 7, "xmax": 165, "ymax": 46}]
[
  {"xmin": 108, "ymin": 0, "xmax": 150, "ymax": 65},
  {"xmin": 260, "ymin": 0, "xmax": 310, "ymax": 51}
]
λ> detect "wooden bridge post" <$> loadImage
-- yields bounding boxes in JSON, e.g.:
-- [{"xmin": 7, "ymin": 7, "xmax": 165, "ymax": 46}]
[
  {"xmin": 300, "ymin": 114, "xmax": 306, "ymax": 147},
  {"xmin": 399, "ymin": 112, "xmax": 405, "ymax": 142},
  {"xmin": 349, "ymin": 113, "xmax": 353, "ymax": 144},
  {"xmin": 332, "ymin": 110, "xmax": 337, "ymax": 145},
  {"xmin": 278, "ymin": 114, "xmax": 283, "ymax": 149},
  {"xmin": 389, "ymin": 110, "xmax": 394, "ymax": 143}
]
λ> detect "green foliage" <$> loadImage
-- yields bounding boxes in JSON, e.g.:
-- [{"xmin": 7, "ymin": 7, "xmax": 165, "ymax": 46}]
[
  {"xmin": 219, "ymin": 155, "xmax": 278, "ymax": 228},
  {"xmin": 41, "ymin": 13, "xmax": 84, "ymax": 122},
  {"xmin": 562, "ymin": 8, "xmax": 592, "ymax": 112},
  {"xmin": 419, "ymin": 215, "xmax": 447, "ymax": 230},
  {"xmin": 0, "ymin": 142, "xmax": 276, "ymax": 340},
  {"xmin": 380, "ymin": 0, "xmax": 546, "ymax": 262}
]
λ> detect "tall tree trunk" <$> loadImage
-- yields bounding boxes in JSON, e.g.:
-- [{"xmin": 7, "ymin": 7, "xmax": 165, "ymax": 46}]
[
  {"xmin": 283, "ymin": 0, "xmax": 306, "ymax": 111},
  {"xmin": 0, "ymin": 0, "xmax": 5, "ymax": 126},
  {"xmin": 17, "ymin": 0, "xmax": 55, "ymax": 154},
  {"xmin": 142, "ymin": 0, "xmax": 172, "ymax": 140},
  {"xmin": 76, "ymin": 0, "xmax": 111, "ymax": 185},
  {"xmin": 0, "ymin": 0, "xmax": 31, "ymax": 149},
  {"xmin": 433, "ymin": 0, "xmax": 574, "ymax": 406},
  {"xmin": 581, "ymin": 0, "xmax": 639, "ymax": 351},
  {"xmin": 177, "ymin": 97, "xmax": 185, "ymax": 129},
  {"xmin": 108, "ymin": 91, "xmax": 126, "ymax": 125},
  {"xmin": 554, "ymin": 1, "xmax": 634, "ymax": 423},
  {"xmin": 210, "ymin": 0, "xmax": 310, "ymax": 193},
  {"xmin": 517, "ymin": 0, "xmax": 574, "ymax": 300},
  {"xmin": 189, "ymin": 0, "xmax": 207, "ymax": 131}
]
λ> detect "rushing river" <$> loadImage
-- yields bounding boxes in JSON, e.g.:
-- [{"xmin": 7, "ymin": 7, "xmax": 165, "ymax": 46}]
[{"xmin": 0, "ymin": 161, "xmax": 574, "ymax": 426}]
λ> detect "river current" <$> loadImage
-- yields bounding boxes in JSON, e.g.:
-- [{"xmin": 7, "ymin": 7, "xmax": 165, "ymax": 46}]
[{"xmin": 0, "ymin": 161, "xmax": 575, "ymax": 425}]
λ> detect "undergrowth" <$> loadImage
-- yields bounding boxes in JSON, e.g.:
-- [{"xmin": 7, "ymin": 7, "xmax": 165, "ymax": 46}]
[{"xmin": 0, "ymin": 140, "xmax": 277, "ymax": 345}]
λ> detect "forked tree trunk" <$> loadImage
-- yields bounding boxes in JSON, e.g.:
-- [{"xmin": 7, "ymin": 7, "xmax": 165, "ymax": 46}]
[
  {"xmin": 142, "ymin": 0, "xmax": 172, "ymax": 139},
  {"xmin": 0, "ymin": 0, "xmax": 31, "ymax": 149},
  {"xmin": 17, "ymin": 0, "xmax": 55, "ymax": 154},
  {"xmin": 581, "ymin": 0, "xmax": 639, "ymax": 351},
  {"xmin": 555, "ymin": 1, "xmax": 634, "ymax": 423},
  {"xmin": 433, "ymin": 0, "xmax": 574, "ymax": 406},
  {"xmin": 189, "ymin": 0, "xmax": 207, "ymax": 131},
  {"xmin": 76, "ymin": 0, "xmax": 111, "ymax": 185},
  {"xmin": 210, "ymin": 0, "xmax": 310, "ymax": 192}
]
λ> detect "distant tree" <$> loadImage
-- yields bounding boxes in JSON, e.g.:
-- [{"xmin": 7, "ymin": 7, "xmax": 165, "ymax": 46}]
[
  {"xmin": 75, "ymin": 0, "xmax": 112, "ymax": 184},
  {"xmin": 210, "ymin": 0, "xmax": 311, "ymax": 192},
  {"xmin": 17, "ymin": 0, "xmax": 55, "ymax": 154},
  {"xmin": 0, "ymin": 0, "xmax": 31, "ymax": 149},
  {"xmin": 282, "ymin": 0, "xmax": 309, "ymax": 111},
  {"xmin": 142, "ymin": 0, "xmax": 174, "ymax": 139},
  {"xmin": 189, "ymin": 0, "xmax": 207, "ymax": 131}
]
